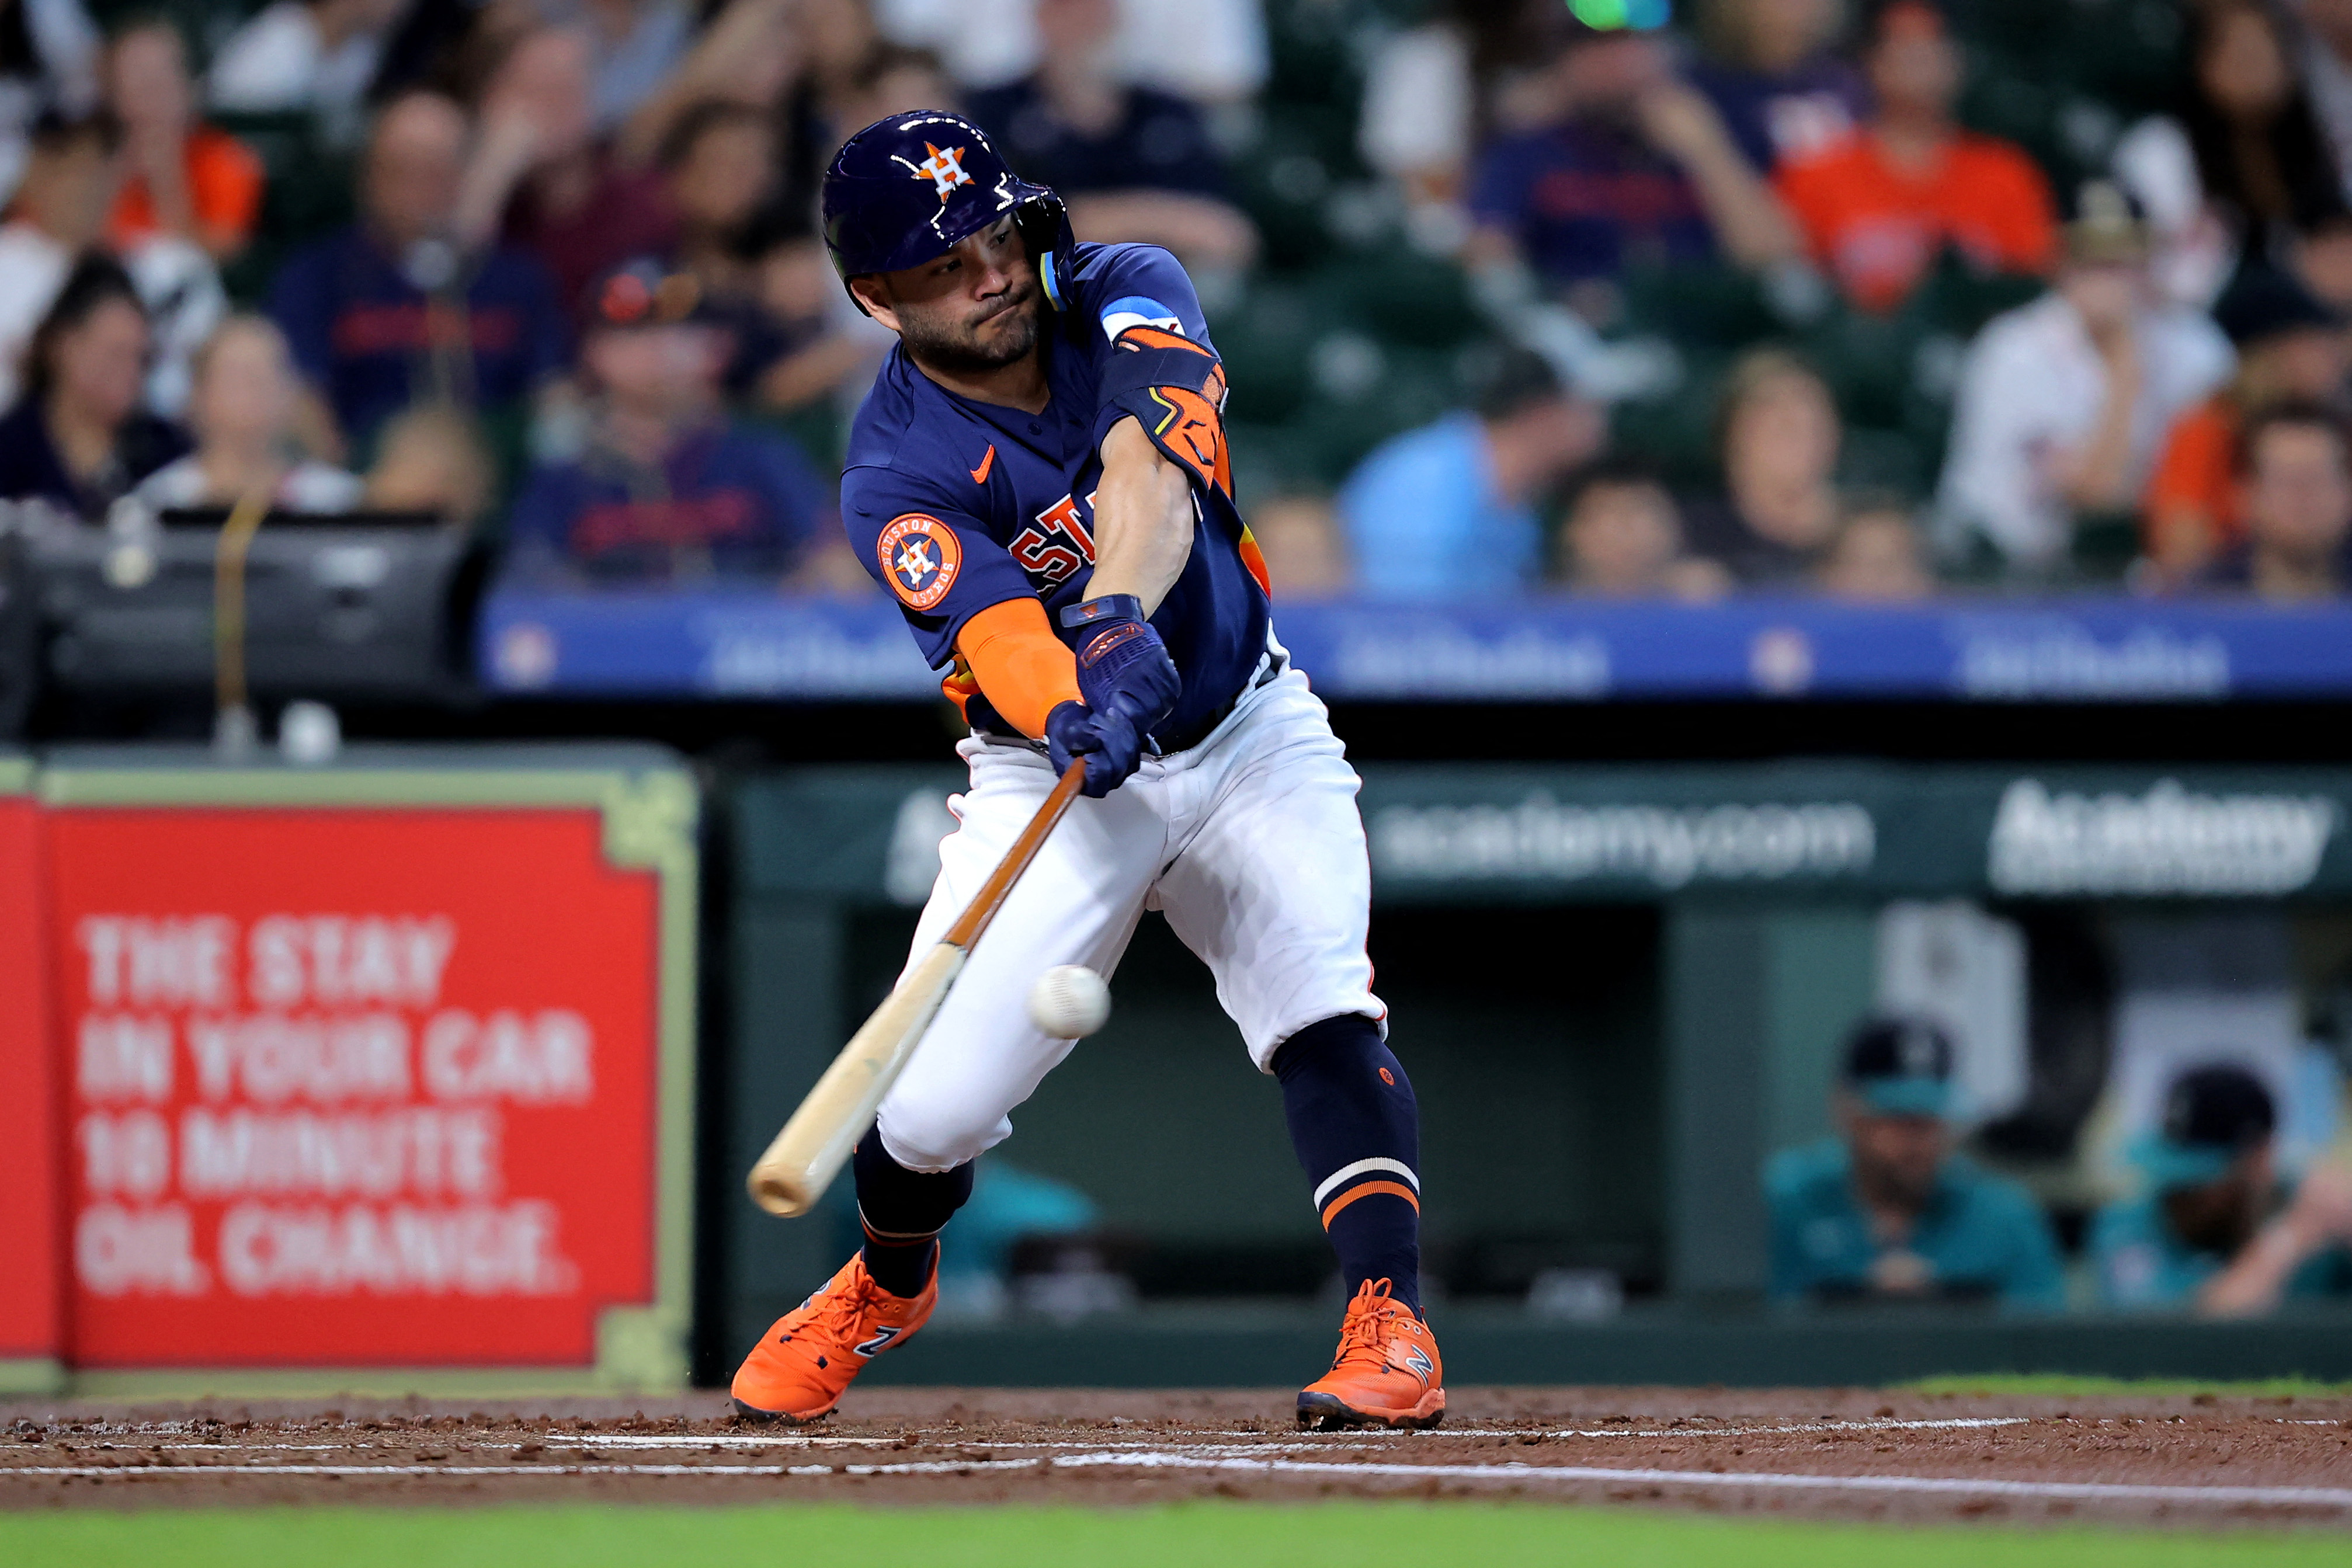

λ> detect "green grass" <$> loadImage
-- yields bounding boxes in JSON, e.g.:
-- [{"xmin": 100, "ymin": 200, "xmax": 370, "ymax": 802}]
[
  {"xmin": 1907, "ymin": 1374, "xmax": 2352, "ymax": 1400},
  {"xmin": 0, "ymin": 1504, "xmax": 2342, "ymax": 1567}
]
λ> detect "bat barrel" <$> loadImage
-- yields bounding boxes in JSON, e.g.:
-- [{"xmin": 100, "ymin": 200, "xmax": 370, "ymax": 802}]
[
  {"xmin": 745, "ymin": 1058, "xmax": 878, "ymax": 1216},
  {"xmin": 747, "ymin": 1161, "xmax": 822, "ymax": 1219},
  {"xmin": 744, "ymin": 940, "xmax": 968, "ymax": 1218},
  {"xmin": 742, "ymin": 764, "xmax": 1079, "ymax": 1222}
]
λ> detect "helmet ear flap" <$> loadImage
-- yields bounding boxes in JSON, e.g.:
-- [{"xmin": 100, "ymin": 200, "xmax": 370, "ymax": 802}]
[{"xmin": 1016, "ymin": 193, "xmax": 1075, "ymax": 313}]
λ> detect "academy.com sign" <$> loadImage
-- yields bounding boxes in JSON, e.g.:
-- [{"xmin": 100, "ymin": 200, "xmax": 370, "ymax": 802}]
[
  {"xmin": 1370, "ymin": 793, "xmax": 1876, "ymax": 889},
  {"xmin": 1988, "ymin": 778, "xmax": 2339, "ymax": 896}
]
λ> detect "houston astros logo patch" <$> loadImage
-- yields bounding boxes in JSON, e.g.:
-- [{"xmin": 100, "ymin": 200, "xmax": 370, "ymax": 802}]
[{"xmin": 878, "ymin": 513, "xmax": 961, "ymax": 610}]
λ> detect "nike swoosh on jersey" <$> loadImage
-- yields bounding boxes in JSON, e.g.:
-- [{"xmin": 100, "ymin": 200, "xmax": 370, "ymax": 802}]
[{"xmin": 970, "ymin": 444, "xmax": 996, "ymax": 484}]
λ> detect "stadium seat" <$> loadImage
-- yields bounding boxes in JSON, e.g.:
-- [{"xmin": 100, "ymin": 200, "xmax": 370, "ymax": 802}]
[
  {"xmin": 1318, "ymin": 252, "xmax": 1481, "ymax": 350},
  {"xmin": 1211, "ymin": 279, "xmax": 1323, "ymax": 423},
  {"xmin": 213, "ymin": 110, "xmax": 356, "ymax": 304}
]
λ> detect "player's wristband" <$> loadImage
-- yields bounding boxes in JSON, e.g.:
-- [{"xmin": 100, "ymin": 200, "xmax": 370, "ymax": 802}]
[
  {"xmin": 1057, "ymin": 593, "xmax": 1178, "ymax": 736},
  {"xmin": 1059, "ymin": 594, "xmax": 1145, "ymax": 631}
]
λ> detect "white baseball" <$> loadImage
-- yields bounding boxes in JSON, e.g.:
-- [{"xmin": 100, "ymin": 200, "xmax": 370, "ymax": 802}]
[{"xmin": 1028, "ymin": 965, "xmax": 1111, "ymax": 1038}]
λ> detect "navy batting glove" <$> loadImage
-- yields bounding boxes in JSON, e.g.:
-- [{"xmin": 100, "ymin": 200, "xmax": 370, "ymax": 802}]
[
  {"xmin": 1045, "ymin": 700, "xmax": 1143, "ymax": 798},
  {"xmin": 1061, "ymin": 594, "xmax": 1180, "ymax": 740}
]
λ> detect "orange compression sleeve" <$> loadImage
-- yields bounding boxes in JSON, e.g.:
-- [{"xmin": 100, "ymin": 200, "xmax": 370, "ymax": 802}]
[{"xmin": 955, "ymin": 596, "xmax": 1082, "ymax": 740}]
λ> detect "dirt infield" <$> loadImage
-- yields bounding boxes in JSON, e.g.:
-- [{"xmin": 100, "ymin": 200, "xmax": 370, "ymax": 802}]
[{"xmin": 4, "ymin": 1386, "xmax": 2350, "ymax": 1526}]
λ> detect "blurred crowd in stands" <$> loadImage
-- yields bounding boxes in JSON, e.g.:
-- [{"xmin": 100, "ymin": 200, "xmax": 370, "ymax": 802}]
[{"xmin": 5, "ymin": 0, "xmax": 2352, "ymax": 604}]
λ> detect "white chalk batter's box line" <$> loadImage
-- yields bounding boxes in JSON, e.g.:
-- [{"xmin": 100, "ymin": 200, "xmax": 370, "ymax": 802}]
[
  {"xmin": 36, "ymin": 1416, "xmax": 2037, "ymax": 1454},
  {"xmin": 4, "ymin": 1448, "xmax": 2350, "ymax": 1511},
  {"xmin": 555, "ymin": 1416, "xmax": 2038, "ymax": 1445},
  {"xmin": 46, "ymin": 1412, "xmax": 2347, "ymax": 1447}
]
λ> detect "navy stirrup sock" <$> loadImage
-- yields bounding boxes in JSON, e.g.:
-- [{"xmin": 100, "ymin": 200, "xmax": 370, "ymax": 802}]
[
  {"xmin": 853, "ymin": 1132, "xmax": 974, "ymax": 1298},
  {"xmin": 1273, "ymin": 1014, "xmax": 1423, "ymax": 1314}
]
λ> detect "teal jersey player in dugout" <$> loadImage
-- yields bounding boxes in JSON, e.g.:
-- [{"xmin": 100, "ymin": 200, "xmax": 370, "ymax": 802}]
[
  {"xmin": 2091, "ymin": 1063, "xmax": 2352, "ymax": 1314},
  {"xmin": 1768, "ymin": 1016, "xmax": 2065, "ymax": 1309}
]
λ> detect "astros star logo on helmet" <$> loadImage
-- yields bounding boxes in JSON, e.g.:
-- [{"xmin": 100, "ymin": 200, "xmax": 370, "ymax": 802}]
[{"xmin": 913, "ymin": 142, "xmax": 971, "ymax": 199}]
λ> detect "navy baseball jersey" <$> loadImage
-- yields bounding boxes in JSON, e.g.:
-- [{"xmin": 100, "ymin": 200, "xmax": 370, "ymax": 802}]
[{"xmin": 843, "ymin": 241, "xmax": 1271, "ymax": 750}]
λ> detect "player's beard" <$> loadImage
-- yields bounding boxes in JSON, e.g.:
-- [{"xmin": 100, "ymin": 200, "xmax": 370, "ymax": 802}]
[
  {"xmin": 901, "ymin": 281, "xmax": 1043, "ymax": 376},
  {"xmin": 1854, "ymin": 1151, "xmax": 1938, "ymax": 1216}
]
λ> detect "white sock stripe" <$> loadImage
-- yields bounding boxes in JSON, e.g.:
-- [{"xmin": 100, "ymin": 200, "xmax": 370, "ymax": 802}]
[{"xmin": 1311, "ymin": 1157, "xmax": 1419, "ymax": 1210}]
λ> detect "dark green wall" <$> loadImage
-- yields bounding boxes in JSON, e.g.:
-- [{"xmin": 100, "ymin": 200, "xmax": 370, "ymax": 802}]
[
  {"xmin": 974, "ymin": 906, "xmax": 1664, "ymax": 1267},
  {"xmin": 711, "ymin": 769, "xmax": 1683, "ymax": 1365},
  {"xmin": 704, "ymin": 760, "xmax": 2352, "ymax": 1386}
]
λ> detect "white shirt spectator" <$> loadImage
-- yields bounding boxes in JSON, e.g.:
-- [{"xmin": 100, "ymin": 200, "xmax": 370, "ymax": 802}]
[
  {"xmin": 878, "ymin": 0, "xmax": 1266, "ymax": 100},
  {"xmin": 1114, "ymin": 0, "xmax": 1265, "ymax": 103},
  {"xmin": 1359, "ymin": 23, "xmax": 1472, "ymax": 186},
  {"xmin": 207, "ymin": 1, "xmax": 385, "ymax": 146},
  {"xmin": 119, "ymin": 235, "xmax": 228, "ymax": 419},
  {"xmin": 1938, "ymin": 291, "xmax": 2233, "ymax": 568},
  {"xmin": 136, "ymin": 453, "xmax": 363, "ymax": 512},
  {"xmin": 0, "ymin": 0, "xmax": 99, "ymax": 203},
  {"xmin": 875, "ymin": 0, "xmax": 1030, "ymax": 89},
  {"xmin": 2111, "ymin": 116, "xmax": 2238, "ymax": 310}
]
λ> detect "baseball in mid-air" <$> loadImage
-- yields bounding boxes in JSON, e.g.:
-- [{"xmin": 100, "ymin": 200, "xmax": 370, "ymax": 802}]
[{"xmin": 1028, "ymin": 965, "xmax": 1111, "ymax": 1039}]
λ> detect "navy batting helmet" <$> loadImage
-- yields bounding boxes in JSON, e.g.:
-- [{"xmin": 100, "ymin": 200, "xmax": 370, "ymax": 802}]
[{"xmin": 821, "ymin": 110, "xmax": 1075, "ymax": 315}]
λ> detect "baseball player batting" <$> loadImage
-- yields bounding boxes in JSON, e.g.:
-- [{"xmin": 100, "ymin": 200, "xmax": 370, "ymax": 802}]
[{"xmin": 729, "ymin": 112, "xmax": 1439, "ymax": 1431}]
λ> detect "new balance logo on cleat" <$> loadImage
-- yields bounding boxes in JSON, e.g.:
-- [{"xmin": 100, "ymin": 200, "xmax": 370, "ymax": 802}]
[
  {"xmin": 1297, "ymin": 1278, "xmax": 1446, "ymax": 1431},
  {"xmin": 732, "ymin": 1254, "xmax": 937, "ymax": 1423}
]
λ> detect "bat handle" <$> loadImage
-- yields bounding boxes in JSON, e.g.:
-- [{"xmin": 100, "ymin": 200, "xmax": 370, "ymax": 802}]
[{"xmin": 939, "ymin": 760, "xmax": 1085, "ymax": 951}]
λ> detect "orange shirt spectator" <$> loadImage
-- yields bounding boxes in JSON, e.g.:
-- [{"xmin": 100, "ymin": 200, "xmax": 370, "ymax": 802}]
[
  {"xmin": 1773, "ymin": 0, "xmax": 2057, "ymax": 314},
  {"xmin": 107, "ymin": 126, "xmax": 264, "ymax": 257},
  {"xmin": 2145, "ymin": 396, "xmax": 2242, "ymax": 554},
  {"xmin": 1776, "ymin": 131, "xmax": 2057, "ymax": 312},
  {"xmin": 2143, "ymin": 263, "xmax": 2348, "ymax": 580}
]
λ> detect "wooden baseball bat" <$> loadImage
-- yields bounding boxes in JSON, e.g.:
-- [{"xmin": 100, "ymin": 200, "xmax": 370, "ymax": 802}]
[{"xmin": 746, "ymin": 760, "xmax": 1088, "ymax": 1217}]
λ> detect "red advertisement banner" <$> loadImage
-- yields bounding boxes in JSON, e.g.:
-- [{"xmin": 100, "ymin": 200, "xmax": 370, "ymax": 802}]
[
  {"xmin": 47, "ymin": 807, "xmax": 661, "ymax": 1368},
  {"xmin": 0, "ymin": 792, "xmax": 58, "ymax": 1365}
]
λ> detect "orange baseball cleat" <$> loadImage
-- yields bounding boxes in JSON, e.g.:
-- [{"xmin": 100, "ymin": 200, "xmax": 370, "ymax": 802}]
[
  {"xmin": 731, "ymin": 1253, "xmax": 936, "ymax": 1422},
  {"xmin": 1296, "ymin": 1277, "xmax": 1445, "ymax": 1430}
]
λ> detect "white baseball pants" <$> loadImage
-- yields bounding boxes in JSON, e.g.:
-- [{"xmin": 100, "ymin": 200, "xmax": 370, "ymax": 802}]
[{"xmin": 874, "ymin": 663, "xmax": 1385, "ymax": 1173}]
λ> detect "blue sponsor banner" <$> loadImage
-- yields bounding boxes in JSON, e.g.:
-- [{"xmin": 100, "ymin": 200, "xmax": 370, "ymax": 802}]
[
  {"xmin": 477, "ymin": 583, "xmax": 2352, "ymax": 702},
  {"xmin": 480, "ymin": 585, "xmax": 940, "ymax": 698}
]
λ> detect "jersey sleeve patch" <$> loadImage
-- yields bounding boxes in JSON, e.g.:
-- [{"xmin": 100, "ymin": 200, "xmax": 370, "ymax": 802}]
[
  {"xmin": 877, "ymin": 512, "xmax": 964, "ymax": 611},
  {"xmin": 1100, "ymin": 294, "xmax": 1184, "ymax": 342}
]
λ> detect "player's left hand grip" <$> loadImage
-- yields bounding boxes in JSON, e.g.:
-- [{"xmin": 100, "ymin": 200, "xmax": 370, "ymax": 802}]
[{"xmin": 1065, "ymin": 601, "xmax": 1180, "ymax": 736}]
